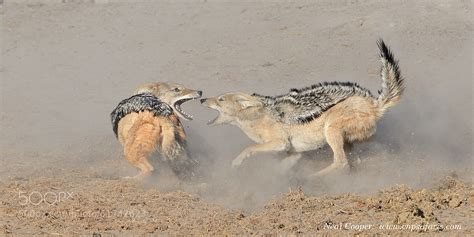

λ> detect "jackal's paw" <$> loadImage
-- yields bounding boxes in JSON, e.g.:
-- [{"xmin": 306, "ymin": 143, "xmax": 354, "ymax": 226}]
[
  {"xmin": 311, "ymin": 161, "xmax": 349, "ymax": 177},
  {"xmin": 122, "ymin": 172, "xmax": 152, "ymax": 180},
  {"xmin": 231, "ymin": 157, "xmax": 244, "ymax": 168}
]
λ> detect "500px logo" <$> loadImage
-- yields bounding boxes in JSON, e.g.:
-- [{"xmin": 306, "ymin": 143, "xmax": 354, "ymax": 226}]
[{"xmin": 18, "ymin": 191, "xmax": 73, "ymax": 206}]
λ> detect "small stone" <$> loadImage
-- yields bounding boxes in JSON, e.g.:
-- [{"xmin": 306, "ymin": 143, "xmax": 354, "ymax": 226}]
[{"xmin": 449, "ymin": 198, "xmax": 462, "ymax": 208}]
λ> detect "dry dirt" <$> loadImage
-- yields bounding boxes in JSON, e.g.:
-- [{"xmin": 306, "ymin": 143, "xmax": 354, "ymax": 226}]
[
  {"xmin": 0, "ymin": 170, "xmax": 472, "ymax": 235},
  {"xmin": 1, "ymin": 0, "xmax": 473, "ymax": 236}
]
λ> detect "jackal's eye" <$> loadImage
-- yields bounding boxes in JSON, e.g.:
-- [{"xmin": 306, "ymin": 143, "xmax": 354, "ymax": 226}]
[{"xmin": 173, "ymin": 88, "xmax": 181, "ymax": 92}]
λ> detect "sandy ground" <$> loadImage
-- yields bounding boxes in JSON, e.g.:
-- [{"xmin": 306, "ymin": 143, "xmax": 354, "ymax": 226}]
[{"xmin": 1, "ymin": 0, "xmax": 473, "ymax": 235}]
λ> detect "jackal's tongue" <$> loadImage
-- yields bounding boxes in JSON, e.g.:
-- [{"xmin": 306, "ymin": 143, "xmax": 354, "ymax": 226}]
[
  {"xmin": 207, "ymin": 114, "xmax": 220, "ymax": 125},
  {"xmin": 207, "ymin": 117, "xmax": 216, "ymax": 125}
]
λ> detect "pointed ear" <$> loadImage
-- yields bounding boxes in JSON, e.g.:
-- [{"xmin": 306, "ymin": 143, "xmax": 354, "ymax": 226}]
[
  {"xmin": 134, "ymin": 84, "xmax": 160, "ymax": 95},
  {"xmin": 238, "ymin": 98, "xmax": 262, "ymax": 109},
  {"xmin": 134, "ymin": 88, "xmax": 152, "ymax": 94}
]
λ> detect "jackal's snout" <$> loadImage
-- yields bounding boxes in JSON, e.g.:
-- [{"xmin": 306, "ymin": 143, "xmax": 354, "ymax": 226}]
[{"xmin": 200, "ymin": 97, "xmax": 217, "ymax": 107}]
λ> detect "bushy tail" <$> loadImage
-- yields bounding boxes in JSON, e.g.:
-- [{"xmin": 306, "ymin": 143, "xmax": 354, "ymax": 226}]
[
  {"xmin": 376, "ymin": 39, "xmax": 405, "ymax": 116},
  {"xmin": 168, "ymin": 154, "xmax": 199, "ymax": 180},
  {"xmin": 162, "ymin": 139, "xmax": 199, "ymax": 180}
]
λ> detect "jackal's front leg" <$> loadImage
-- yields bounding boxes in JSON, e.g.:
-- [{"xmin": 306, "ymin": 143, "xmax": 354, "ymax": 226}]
[{"xmin": 232, "ymin": 141, "xmax": 289, "ymax": 168}]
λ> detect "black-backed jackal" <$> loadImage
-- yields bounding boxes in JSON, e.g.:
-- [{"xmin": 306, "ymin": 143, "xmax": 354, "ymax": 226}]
[
  {"xmin": 111, "ymin": 82, "xmax": 202, "ymax": 179},
  {"xmin": 201, "ymin": 40, "xmax": 404, "ymax": 177}
]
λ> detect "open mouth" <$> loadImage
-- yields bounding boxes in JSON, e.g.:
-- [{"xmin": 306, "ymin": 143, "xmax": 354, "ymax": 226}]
[
  {"xmin": 200, "ymin": 100, "xmax": 221, "ymax": 125},
  {"xmin": 204, "ymin": 107, "xmax": 220, "ymax": 125},
  {"xmin": 173, "ymin": 96, "xmax": 200, "ymax": 120}
]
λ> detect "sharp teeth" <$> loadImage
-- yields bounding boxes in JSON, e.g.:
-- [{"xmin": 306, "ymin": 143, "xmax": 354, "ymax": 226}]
[{"xmin": 174, "ymin": 99, "xmax": 195, "ymax": 120}]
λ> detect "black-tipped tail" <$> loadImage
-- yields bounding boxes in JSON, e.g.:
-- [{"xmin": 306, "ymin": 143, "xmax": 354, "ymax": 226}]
[{"xmin": 376, "ymin": 39, "xmax": 405, "ymax": 115}]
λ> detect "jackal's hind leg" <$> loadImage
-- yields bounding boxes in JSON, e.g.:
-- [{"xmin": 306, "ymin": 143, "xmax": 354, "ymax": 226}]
[
  {"xmin": 123, "ymin": 149, "xmax": 155, "ymax": 180},
  {"xmin": 312, "ymin": 125, "xmax": 349, "ymax": 177},
  {"xmin": 344, "ymin": 142, "xmax": 358, "ymax": 169},
  {"xmin": 123, "ymin": 120, "xmax": 160, "ymax": 180}
]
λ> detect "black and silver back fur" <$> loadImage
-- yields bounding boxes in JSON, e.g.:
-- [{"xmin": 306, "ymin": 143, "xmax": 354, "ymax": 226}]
[
  {"xmin": 110, "ymin": 93, "xmax": 173, "ymax": 137},
  {"xmin": 253, "ymin": 82, "xmax": 374, "ymax": 124}
]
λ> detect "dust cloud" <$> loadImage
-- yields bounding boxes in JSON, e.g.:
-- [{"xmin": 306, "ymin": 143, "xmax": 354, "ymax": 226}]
[{"xmin": 1, "ymin": 1, "xmax": 472, "ymax": 213}]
